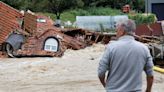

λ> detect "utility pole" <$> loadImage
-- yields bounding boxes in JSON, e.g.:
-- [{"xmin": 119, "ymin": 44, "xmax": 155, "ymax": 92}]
[{"xmin": 146, "ymin": 0, "xmax": 149, "ymax": 15}]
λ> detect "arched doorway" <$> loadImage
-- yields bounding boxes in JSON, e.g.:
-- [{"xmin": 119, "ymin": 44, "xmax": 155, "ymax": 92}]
[{"xmin": 44, "ymin": 38, "xmax": 59, "ymax": 52}]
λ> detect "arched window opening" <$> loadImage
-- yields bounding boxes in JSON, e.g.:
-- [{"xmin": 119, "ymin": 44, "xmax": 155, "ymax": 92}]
[{"xmin": 44, "ymin": 38, "xmax": 59, "ymax": 52}]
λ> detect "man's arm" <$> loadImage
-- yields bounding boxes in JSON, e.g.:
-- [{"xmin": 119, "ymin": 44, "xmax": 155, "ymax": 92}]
[
  {"xmin": 98, "ymin": 44, "xmax": 111, "ymax": 88},
  {"xmin": 98, "ymin": 74, "xmax": 106, "ymax": 87},
  {"xmin": 146, "ymin": 76, "xmax": 154, "ymax": 92},
  {"xmin": 144, "ymin": 47, "xmax": 154, "ymax": 92}
]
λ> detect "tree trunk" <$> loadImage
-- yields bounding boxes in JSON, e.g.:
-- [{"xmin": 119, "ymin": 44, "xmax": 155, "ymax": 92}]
[{"xmin": 55, "ymin": 13, "xmax": 61, "ymax": 27}]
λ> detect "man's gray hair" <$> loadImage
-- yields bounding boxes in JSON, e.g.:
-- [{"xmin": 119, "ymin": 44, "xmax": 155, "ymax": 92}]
[{"xmin": 117, "ymin": 19, "xmax": 136, "ymax": 35}]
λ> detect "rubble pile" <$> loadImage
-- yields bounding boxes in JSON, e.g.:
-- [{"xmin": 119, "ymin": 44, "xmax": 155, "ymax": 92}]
[
  {"xmin": 0, "ymin": 1, "xmax": 164, "ymax": 63},
  {"xmin": 0, "ymin": 1, "xmax": 114, "ymax": 57}
]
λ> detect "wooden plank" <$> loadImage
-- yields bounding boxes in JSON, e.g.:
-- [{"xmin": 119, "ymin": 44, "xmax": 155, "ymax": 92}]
[{"xmin": 95, "ymin": 35, "xmax": 100, "ymax": 43}]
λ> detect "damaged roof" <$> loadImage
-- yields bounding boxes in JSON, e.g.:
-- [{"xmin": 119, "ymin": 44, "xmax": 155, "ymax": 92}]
[{"xmin": 0, "ymin": 1, "xmax": 23, "ymax": 44}]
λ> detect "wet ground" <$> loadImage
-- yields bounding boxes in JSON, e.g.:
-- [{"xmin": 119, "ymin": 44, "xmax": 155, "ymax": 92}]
[{"xmin": 0, "ymin": 44, "xmax": 163, "ymax": 92}]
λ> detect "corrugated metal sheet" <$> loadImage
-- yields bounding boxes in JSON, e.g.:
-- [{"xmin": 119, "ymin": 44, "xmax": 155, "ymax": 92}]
[
  {"xmin": 0, "ymin": 1, "xmax": 23, "ymax": 44},
  {"xmin": 135, "ymin": 22, "xmax": 163, "ymax": 36}
]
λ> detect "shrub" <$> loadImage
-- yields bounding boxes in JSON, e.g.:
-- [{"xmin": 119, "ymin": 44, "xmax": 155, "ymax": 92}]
[
  {"xmin": 128, "ymin": 14, "xmax": 156, "ymax": 25},
  {"xmin": 41, "ymin": 7, "xmax": 157, "ymax": 25}
]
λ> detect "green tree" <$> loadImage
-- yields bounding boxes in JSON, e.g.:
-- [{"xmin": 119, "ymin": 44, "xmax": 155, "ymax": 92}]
[
  {"xmin": 1, "ymin": 0, "xmax": 24, "ymax": 9},
  {"xmin": 47, "ymin": 0, "xmax": 84, "ymax": 20},
  {"xmin": 30, "ymin": 0, "xmax": 48, "ymax": 12},
  {"xmin": 82, "ymin": 0, "xmax": 145, "ymax": 12},
  {"xmin": 1, "ymin": 0, "xmax": 145, "ymax": 14},
  {"xmin": 132, "ymin": 0, "xmax": 145, "ymax": 12}
]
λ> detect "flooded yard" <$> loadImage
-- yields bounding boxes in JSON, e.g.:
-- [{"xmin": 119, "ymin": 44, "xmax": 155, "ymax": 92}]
[{"xmin": 0, "ymin": 44, "xmax": 163, "ymax": 92}]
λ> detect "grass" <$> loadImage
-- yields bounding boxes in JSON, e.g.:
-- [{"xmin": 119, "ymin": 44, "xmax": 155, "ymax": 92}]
[{"xmin": 40, "ymin": 7, "xmax": 156, "ymax": 25}]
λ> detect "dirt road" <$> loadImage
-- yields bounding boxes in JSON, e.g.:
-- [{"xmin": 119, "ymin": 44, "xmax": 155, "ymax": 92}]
[{"xmin": 0, "ymin": 44, "xmax": 163, "ymax": 92}]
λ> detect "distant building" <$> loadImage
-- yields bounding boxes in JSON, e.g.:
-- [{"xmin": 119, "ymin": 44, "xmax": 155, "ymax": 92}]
[{"xmin": 145, "ymin": 0, "xmax": 164, "ymax": 21}]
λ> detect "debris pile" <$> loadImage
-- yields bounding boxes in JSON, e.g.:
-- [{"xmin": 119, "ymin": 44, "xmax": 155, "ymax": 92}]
[
  {"xmin": 0, "ymin": 1, "xmax": 164, "ymax": 63},
  {"xmin": 135, "ymin": 23, "xmax": 164, "ymax": 65},
  {"xmin": 0, "ymin": 1, "xmax": 114, "ymax": 57}
]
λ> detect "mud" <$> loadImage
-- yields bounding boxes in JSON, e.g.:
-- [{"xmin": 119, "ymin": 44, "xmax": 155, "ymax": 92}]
[{"xmin": 0, "ymin": 44, "xmax": 163, "ymax": 92}]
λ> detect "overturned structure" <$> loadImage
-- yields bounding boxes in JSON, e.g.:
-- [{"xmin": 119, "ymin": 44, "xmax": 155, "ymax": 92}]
[{"xmin": 0, "ymin": 1, "xmax": 114, "ymax": 57}]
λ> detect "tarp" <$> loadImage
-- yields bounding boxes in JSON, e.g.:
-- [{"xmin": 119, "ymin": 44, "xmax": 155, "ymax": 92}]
[{"xmin": 5, "ymin": 33, "xmax": 25, "ymax": 50}]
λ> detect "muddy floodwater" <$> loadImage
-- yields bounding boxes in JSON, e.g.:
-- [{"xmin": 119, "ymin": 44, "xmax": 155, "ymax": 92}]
[{"xmin": 0, "ymin": 44, "xmax": 163, "ymax": 92}]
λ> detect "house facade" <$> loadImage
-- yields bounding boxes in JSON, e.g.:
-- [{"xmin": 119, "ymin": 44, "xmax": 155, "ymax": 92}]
[{"xmin": 145, "ymin": 0, "xmax": 164, "ymax": 21}]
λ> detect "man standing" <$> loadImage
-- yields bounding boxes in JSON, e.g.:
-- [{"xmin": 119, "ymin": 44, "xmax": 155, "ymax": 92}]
[{"xmin": 98, "ymin": 19, "xmax": 154, "ymax": 92}]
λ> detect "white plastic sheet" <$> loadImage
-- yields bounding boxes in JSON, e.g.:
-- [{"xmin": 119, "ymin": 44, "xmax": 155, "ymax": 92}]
[{"xmin": 75, "ymin": 15, "xmax": 128, "ymax": 31}]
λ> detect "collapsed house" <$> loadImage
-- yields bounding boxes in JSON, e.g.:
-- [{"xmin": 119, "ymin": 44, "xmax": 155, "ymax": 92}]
[
  {"xmin": 1, "ymin": 1, "xmax": 164, "ymax": 65},
  {"xmin": 0, "ymin": 1, "xmax": 83, "ymax": 57},
  {"xmin": 0, "ymin": 1, "xmax": 114, "ymax": 58}
]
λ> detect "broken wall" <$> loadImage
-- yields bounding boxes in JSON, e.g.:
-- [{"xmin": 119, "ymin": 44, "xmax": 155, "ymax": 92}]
[{"xmin": 24, "ymin": 12, "xmax": 37, "ymax": 35}]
